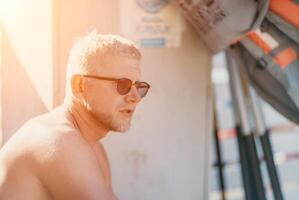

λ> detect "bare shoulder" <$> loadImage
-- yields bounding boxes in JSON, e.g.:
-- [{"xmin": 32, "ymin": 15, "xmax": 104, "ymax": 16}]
[
  {"xmin": 0, "ymin": 112, "xmax": 102, "ymax": 199},
  {"xmin": 35, "ymin": 126, "xmax": 111, "ymax": 199},
  {"xmin": 0, "ymin": 112, "xmax": 96, "ymax": 174},
  {"xmin": 30, "ymin": 120, "xmax": 97, "ymax": 173},
  {"xmin": 0, "ymin": 108, "xmax": 111, "ymax": 199},
  {"xmin": 0, "ymin": 105, "xmax": 116, "ymax": 199},
  {"xmin": 14, "ymin": 106, "xmax": 96, "ymax": 168},
  {"xmin": 39, "ymin": 129, "xmax": 94, "ymax": 165}
]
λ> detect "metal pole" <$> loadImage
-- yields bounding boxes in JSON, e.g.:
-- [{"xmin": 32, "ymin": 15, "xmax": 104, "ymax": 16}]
[
  {"xmin": 226, "ymin": 48, "xmax": 266, "ymax": 200},
  {"xmin": 249, "ymin": 87, "xmax": 284, "ymax": 200},
  {"xmin": 213, "ymin": 111, "xmax": 226, "ymax": 200},
  {"xmin": 226, "ymin": 51, "xmax": 253, "ymax": 200}
]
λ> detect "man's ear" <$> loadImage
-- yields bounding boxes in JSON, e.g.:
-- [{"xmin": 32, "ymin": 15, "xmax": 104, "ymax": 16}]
[{"xmin": 71, "ymin": 74, "xmax": 85, "ymax": 99}]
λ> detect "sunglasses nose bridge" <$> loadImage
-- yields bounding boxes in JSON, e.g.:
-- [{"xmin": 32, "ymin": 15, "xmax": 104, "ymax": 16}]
[{"xmin": 126, "ymin": 84, "xmax": 141, "ymax": 103}]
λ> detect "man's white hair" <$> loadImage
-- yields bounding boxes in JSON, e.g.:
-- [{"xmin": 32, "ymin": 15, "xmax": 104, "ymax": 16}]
[{"xmin": 64, "ymin": 30, "xmax": 141, "ymax": 100}]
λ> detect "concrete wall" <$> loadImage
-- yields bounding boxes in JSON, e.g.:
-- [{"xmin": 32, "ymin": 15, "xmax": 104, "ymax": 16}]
[{"xmin": 1, "ymin": 0, "xmax": 212, "ymax": 199}]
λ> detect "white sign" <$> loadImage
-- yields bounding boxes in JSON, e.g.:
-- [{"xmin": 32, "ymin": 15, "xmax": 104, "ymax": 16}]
[{"xmin": 120, "ymin": 0, "xmax": 184, "ymax": 48}]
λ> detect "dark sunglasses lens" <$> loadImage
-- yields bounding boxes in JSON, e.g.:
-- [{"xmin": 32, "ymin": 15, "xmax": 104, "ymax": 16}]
[
  {"xmin": 136, "ymin": 82, "xmax": 150, "ymax": 98},
  {"xmin": 117, "ymin": 78, "xmax": 132, "ymax": 95}
]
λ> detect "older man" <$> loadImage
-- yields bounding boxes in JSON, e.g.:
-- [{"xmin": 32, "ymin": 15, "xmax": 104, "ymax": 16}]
[{"xmin": 0, "ymin": 31, "xmax": 150, "ymax": 200}]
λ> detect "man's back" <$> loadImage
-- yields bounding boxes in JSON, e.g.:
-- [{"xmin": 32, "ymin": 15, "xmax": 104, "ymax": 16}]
[{"xmin": 0, "ymin": 106, "xmax": 116, "ymax": 200}]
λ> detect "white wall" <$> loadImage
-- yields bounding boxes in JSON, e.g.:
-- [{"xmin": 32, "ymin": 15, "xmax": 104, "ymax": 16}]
[
  {"xmin": 103, "ymin": 34, "xmax": 213, "ymax": 200},
  {"xmin": 1, "ymin": 0, "xmax": 53, "ymax": 142},
  {"xmin": 1, "ymin": 0, "xmax": 212, "ymax": 199}
]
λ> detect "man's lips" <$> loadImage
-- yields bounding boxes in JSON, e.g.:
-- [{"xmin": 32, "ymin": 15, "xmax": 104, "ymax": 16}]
[{"xmin": 119, "ymin": 108, "xmax": 135, "ymax": 117}]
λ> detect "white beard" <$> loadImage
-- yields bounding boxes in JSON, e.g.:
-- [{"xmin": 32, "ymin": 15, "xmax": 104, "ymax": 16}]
[
  {"xmin": 84, "ymin": 98, "xmax": 131, "ymax": 132},
  {"xmin": 94, "ymin": 111, "xmax": 131, "ymax": 133}
]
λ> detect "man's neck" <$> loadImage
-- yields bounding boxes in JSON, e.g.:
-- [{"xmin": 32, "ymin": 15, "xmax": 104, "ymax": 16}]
[{"xmin": 66, "ymin": 100, "xmax": 109, "ymax": 146}]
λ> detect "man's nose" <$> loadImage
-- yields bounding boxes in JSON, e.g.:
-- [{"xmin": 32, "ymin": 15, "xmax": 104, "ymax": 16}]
[{"xmin": 125, "ymin": 86, "xmax": 141, "ymax": 103}]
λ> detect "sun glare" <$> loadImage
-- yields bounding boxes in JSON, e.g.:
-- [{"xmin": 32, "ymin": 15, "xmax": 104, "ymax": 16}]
[{"xmin": 0, "ymin": 0, "xmax": 54, "ymax": 110}]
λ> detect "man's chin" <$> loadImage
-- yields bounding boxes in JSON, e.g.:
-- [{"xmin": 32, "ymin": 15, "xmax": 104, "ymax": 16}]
[
  {"xmin": 95, "ymin": 114, "xmax": 131, "ymax": 133},
  {"xmin": 110, "ymin": 121, "xmax": 131, "ymax": 133},
  {"xmin": 113, "ymin": 125, "xmax": 130, "ymax": 133}
]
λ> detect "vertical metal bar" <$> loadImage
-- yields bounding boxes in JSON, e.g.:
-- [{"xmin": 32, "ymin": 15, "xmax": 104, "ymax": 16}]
[
  {"xmin": 249, "ymin": 87, "xmax": 284, "ymax": 200},
  {"xmin": 244, "ymin": 134, "xmax": 266, "ymax": 200},
  {"xmin": 260, "ymin": 132, "xmax": 284, "ymax": 200},
  {"xmin": 226, "ymin": 50, "xmax": 251, "ymax": 136},
  {"xmin": 226, "ymin": 50, "xmax": 253, "ymax": 200},
  {"xmin": 235, "ymin": 125, "xmax": 254, "ymax": 200},
  {"xmin": 226, "ymin": 51, "xmax": 253, "ymax": 200},
  {"xmin": 226, "ymin": 49, "xmax": 266, "ymax": 200},
  {"xmin": 213, "ymin": 103, "xmax": 226, "ymax": 200}
]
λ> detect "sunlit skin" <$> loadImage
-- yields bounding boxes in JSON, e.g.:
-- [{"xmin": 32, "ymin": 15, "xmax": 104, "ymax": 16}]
[{"xmin": 0, "ymin": 54, "xmax": 143, "ymax": 199}]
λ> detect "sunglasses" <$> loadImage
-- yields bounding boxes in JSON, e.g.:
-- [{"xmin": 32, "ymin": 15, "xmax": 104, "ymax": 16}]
[{"xmin": 82, "ymin": 75, "xmax": 150, "ymax": 98}]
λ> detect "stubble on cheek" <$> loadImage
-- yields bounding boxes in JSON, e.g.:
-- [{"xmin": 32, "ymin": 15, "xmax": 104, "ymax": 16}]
[{"xmin": 94, "ymin": 109, "xmax": 131, "ymax": 133}]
